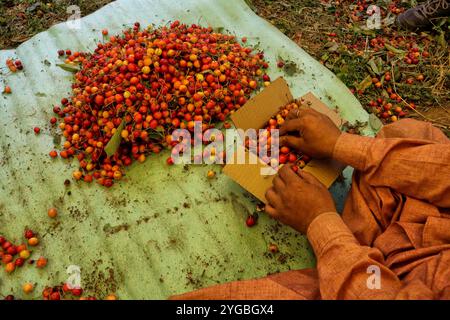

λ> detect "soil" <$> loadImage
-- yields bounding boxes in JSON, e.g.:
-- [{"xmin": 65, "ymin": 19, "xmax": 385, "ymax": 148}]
[
  {"xmin": 249, "ymin": 0, "xmax": 450, "ymax": 135},
  {"xmin": 0, "ymin": 0, "xmax": 114, "ymax": 49}
]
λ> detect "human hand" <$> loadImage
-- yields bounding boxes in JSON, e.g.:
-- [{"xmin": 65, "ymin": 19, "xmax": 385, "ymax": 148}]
[
  {"xmin": 265, "ymin": 165, "xmax": 336, "ymax": 234},
  {"xmin": 279, "ymin": 108, "xmax": 341, "ymax": 159}
]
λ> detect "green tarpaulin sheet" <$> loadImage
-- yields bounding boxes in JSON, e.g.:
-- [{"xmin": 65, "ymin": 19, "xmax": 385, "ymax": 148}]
[{"xmin": 0, "ymin": 0, "xmax": 374, "ymax": 299}]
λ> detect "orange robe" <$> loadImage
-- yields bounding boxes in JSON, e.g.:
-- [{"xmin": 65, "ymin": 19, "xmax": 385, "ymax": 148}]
[{"xmin": 172, "ymin": 119, "xmax": 450, "ymax": 300}]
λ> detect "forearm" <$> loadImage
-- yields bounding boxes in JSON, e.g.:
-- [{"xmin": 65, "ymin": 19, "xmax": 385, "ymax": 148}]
[
  {"xmin": 307, "ymin": 212, "xmax": 403, "ymax": 299},
  {"xmin": 332, "ymin": 133, "xmax": 373, "ymax": 171},
  {"xmin": 332, "ymin": 133, "xmax": 450, "ymax": 207}
]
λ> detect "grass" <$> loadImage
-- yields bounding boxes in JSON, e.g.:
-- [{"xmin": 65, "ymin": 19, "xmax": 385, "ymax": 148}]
[
  {"xmin": 0, "ymin": 0, "xmax": 114, "ymax": 49},
  {"xmin": 1, "ymin": 0, "xmax": 449, "ymax": 134},
  {"xmin": 250, "ymin": 0, "xmax": 450, "ymax": 135}
]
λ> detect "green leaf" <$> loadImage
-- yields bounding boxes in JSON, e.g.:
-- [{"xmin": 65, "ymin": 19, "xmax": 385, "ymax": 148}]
[
  {"xmin": 352, "ymin": 24, "xmax": 362, "ymax": 34},
  {"xmin": 104, "ymin": 120, "xmax": 125, "ymax": 158},
  {"xmin": 56, "ymin": 63, "xmax": 81, "ymax": 73},
  {"xmin": 355, "ymin": 75, "xmax": 373, "ymax": 91},
  {"xmin": 436, "ymin": 31, "xmax": 447, "ymax": 48},
  {"xmin": 324, "ymin": 41, "xmax": 339, "ymax": 52},
  {"xmin": 369, "ymin": 113, "xmax": 383, "ymax": 133},
  {"xmin": 340, "ymin": 64, "xmax": 349, "ymax": 73},
  {"xmin": 361, "ymin": 29, "xmax": 376, "ymax": 36},
  {"xmin": 436, "ymin": 17, "xmax": 447, "ymax": 27},
  {"xmin": 320, "ymin": 53, "xmax": 330, "ymax": 62},
  {"xmin": 367, "ymin": 58, "xmax": 380, "ymax": 75},
  {"xmin": 148, "ymin": 127, "xmax": 166, "ymax": 140},
  {"xmin": 384, "ymin": 43, "xmax": 406, "ymax": 55}
]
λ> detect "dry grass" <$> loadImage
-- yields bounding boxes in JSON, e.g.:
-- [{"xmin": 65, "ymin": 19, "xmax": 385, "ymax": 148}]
[
  {"xmin": 0, "ymin": 0, "xmax": 114, "ymax": 49},
  {"xmin": 1, "ymin": 0, "xmax": 448, "ymax": 134},
  {"xmin": 249, "ymin": 0, "xmax": 450, "ymax": 135}
]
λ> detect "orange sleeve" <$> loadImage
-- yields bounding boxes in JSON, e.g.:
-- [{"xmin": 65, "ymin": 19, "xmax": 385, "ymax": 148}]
[
  {"xmin": 332, "ymin": 133, "xmax": 450, "ymax": 207},
  {"xmin": 307, "ymin": 212, "xmax": 403, "ymax": 299}
]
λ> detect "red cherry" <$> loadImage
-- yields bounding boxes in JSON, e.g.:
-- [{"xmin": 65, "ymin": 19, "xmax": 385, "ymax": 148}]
[
  {"xmin": 246, "ymin": 214, "xmax": 258, "ymax": 227},
  {"xmin": 72, "ymin": 288, "xmax": 83, "ymax": 296},
  {"xmin": 24, "ymin": 229, "xmax": 35, "ymax": 239},
  {"xmin": 288, "ymin": 153, "xmax": 297, "ymax": 163},
  {"xmin": 166, "ymin": 157, "xmax": 174, "ymax": 166},
  {"xmin": 50, "ymin": 292, "xmax": 61, "ymax": 300}
]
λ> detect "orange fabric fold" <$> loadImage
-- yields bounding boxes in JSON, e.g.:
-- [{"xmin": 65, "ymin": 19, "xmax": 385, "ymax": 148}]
[
  {"xmin": 171, "ymin": 269, "xmax": 320, "ymax": 300},
  {"xmin": 171, "ymin": 119, "xmax": 450, "ymax": 300}
]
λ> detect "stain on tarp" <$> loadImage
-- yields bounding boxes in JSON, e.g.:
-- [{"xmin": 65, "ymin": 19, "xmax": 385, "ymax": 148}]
[{"xmin": 103, "ymin": 223, "xmax": 130, "ymax": 236}]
